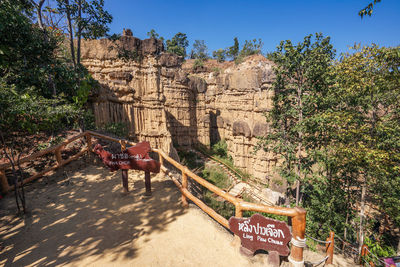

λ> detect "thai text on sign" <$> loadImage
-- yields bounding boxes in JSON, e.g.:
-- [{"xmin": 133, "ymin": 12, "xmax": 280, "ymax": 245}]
[{"xmin": 229, "ymin": 213, "xmax": 292, "ymax": 256}]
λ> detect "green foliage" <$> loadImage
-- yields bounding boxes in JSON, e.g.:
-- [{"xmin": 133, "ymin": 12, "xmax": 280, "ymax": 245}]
[
  {"xmin": 259, "ymin": 32, "xmax": 400, "ymax": 248},
  {"xmin": 177, "ymin": 150, "xmax": 202, "ymax": 170},
  {"xmin": 166, "ymin": 32, "xmax": 189, "ymax": 57},
  {"xmin": 212, "ymin": 67, "xmax": 221, "ymax": 73},
  {"xmin": 212, "ymin": 49, "xmax": 226, "ymax": 62},
  {"xmin": 212, "ymin": 139, "xmax": 229, "ymax": 158},
  {"xmin": 147, "ymin": 29, "xmax": 160, "ymax": 39},
  {"xmin": 363, "ymin": 237, "xmax": 396, "ymax": 265},
  {"xmin": 146, "ymin": 29, "xmax": 164, "ymax": 43},
  {"xmin": 256, "ymin": 33, "xmax": 335, "ymax": 188},
  {"xmin": 191, "ymin": 40, "xmax": 208, "ymax": 60},
  {"xmin": 202, "ymin": 166, "xmax": 231, "ymax": 189},
  {"xmin": 328, "ymin": 45, "xmax": 400, "ymax": 230},
  {"xmin": 192, "ymin": 59, "xmax": 204, "ymax": 70},
  {"xmin": 101, "ymin": 122, "xmax": 128, "ymax": 137},
  {"xmin": 226, "ymin": 37, "xmax": 239, "ymax": 60},
  {"xmin": 201, "ymin": 165, "xmax": 235, "ymax": 219},
  {"xmin": 359, "ymin": 0, "xmax": 382, "ymax": 18},
  {"xmin": 239, "ymin": 38, "xmax": 263, "ymax": 57},
  {"xmin": 203, "ymin": 189, "xmax": 235, "ymax": 219},
  {"xmin": 56, "ymin": 0, "xmax": 112, "ymax": 39}
]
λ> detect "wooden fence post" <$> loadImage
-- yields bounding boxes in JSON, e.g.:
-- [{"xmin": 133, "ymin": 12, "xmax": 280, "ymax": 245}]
[
  {"xmin": 0, "ymin": 169, "xmax": 10, "ymax": 193},
  {"xmin": 289, "ymin": 208, "xmax": 307, "ymax": 267},
  {"xmin": 181, "ymin": 169, "xmax": 188, "ymax": 207},
  {"xmin": 144, "ymin": 171, "xmax": 151, "ymax": 196},
  {"xmin": 85, "ymin": 133, "xmax": 92, "ymax": 152},
  {"xmin": 158, "ymin": 153, "xmax": 163, "ymax": 169},
  {"xmin": 326, "ymin": 231, "xmax": 335, "ymax": 264},
  {"xmin": 121, "ymin": 170, "xmax": 129, "ymax": 193},
  {"xmin": 55, "ymin": 147, "xmax": 63, "ymax": 165},
  {"xmin": 120, "ymin": 140, "xmax": 126, "ymax": 151},
  {"xmin": 235, "ymin": 203, "xmax": 242, "ymax": 217}
]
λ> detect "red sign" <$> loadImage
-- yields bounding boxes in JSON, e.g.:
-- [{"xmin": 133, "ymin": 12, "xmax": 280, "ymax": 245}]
[
  {"xmin": 94, "ymin": 141, "xmax": 160, "ymax": 173},
  {"xmin": 229, "ymin": 214, "xmax": 292, "ymax": 256}
]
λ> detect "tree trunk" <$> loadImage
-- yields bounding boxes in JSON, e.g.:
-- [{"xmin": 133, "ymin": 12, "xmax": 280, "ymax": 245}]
[
  {"xmin": 77, "ymin": 0, "xmax": 82, "ymax": 67},
  {"xmin": 65, "ymin": 0, "xmax": 76, "ymax": 69},
  {"xmin": 296, "ymin": 82, "xmax": 303, "ymax": 206},
  {"xmin": 359, "ymin": 177, "xmax": 367, "ymax": 255},
  {"xmin": 36, "ymin": 0, "xmax": 45, "ymax": 30}
]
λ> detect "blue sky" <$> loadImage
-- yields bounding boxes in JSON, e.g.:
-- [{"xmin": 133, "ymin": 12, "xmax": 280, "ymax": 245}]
[{"xmin": 104, "ymin": 0, "xmax": 399, "ymax": 56}]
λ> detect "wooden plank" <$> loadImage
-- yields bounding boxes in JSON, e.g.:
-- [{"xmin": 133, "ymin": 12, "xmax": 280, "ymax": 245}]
[
  {"xmin": 239, "ymin": 200, "xmax": 301, "ymax": 217},
  {"xmin": 7, "ymin": 147, "xmax": 88, "ymax": 191},
  {"xmin": 166, "ymin": 170, "xmax": 229, "ymax": 229},
  {"xmin": 55, "ymin": 147, "xmax": 63, "ymax": 165},
  {"xmin": 181, "ymin": 171, "xmax": 188, "ymax": 207},
  {"xmin": 85, "ymin": 133, "xmax": 93, "ymax": 152}
]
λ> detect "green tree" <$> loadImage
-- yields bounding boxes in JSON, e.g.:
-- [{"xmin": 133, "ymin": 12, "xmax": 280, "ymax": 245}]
[
  {"xmin": 256, "ymin": 33, "xmax": 335, "ymax": 206},
  {"xmin": 147, "ymin": 29, "xmax": 164, "ymax": 43},
  {"xmin": 0, "ymin": 0, "xmax": 87, "ymax": 213},
  {"xmin": 212, "ymin": 49, "xmax": 226, "ymax": 62},
  {"xmin": 239, "ymin": 39, "xmax": 263, "ymax": 57},
  {"xmin": 191, "ymin": 40, "xmax": 208, "ymax": 60},
  {"xmin": 55, "ymin": 0, "xmax": 113, "ymax": 68},
  {"xmin": 326, "ymin": 44, "xmax": 400, "ymax": 250},
  {"xmin": 226, "ymin": 37, "xmax": 239, "ymax": 60},
  {"xmin": 166, "ymin": 32, "xmax": 189, "ymax": 57}
]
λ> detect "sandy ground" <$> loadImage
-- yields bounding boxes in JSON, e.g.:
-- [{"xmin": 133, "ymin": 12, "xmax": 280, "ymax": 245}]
[{"xmin": 0, "ymin": 158, "xmax": 356, "ymax": 266}]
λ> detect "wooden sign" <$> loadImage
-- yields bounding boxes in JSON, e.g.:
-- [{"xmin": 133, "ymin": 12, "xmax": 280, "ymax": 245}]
[
  {"xmin": 94, "ymin": 141, "xmax": 160, "ymax": 173},
  {"xmin": 229, "ymin": 213, "xmax": 292, "ymax": 256}
]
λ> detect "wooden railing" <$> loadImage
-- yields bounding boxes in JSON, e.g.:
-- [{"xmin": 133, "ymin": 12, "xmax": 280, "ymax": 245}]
[
  {"xmin": 0, "ymin": 131, "xmax": 307, "ymax": 266},
  {"xmin": 0, "ymin": 132, "xmax": 90, "ymax": 192}
]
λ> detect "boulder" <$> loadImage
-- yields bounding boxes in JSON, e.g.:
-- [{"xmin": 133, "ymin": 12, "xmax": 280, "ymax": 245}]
[
  {"xmin": 253, "ymin": 122, "xmax": 268, "ymax": 137},
  {"xmin": 232, "ymin": 121, "xmax": 251, "ymax": 137},
  {"xmin": 159, "ymin": 53, "xmax": 182, "ymax": 67},
  {"xmin": 188, "ymin": 76, "xmax": 207, "ymax": 93}
]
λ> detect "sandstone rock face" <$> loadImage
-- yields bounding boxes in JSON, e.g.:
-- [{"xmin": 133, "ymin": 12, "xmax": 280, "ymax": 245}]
[{"xmin": 81, "ymin": 36, "xmax": 281, "ymax": 184}]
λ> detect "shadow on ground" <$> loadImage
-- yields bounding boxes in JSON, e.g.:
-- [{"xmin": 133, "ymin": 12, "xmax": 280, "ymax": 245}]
[{"xmin": 0, "ymin": 158, "xmax": 186, "ymax": 266}]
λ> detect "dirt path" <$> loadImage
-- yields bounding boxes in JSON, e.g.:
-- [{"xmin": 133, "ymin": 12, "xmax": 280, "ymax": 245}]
[{"xmin": 0, "ymin": 160, "xmax": 355, "ymax": 266}]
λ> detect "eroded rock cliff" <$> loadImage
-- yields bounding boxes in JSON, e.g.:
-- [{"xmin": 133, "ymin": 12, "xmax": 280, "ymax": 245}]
[{"xmin": 81, "ymin": 34, "xmax": 282, "ymax": 187}]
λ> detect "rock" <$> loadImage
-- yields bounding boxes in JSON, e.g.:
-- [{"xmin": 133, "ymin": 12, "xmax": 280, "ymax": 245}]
[
  {"xmin": 217, "ymin": 116, "xmax": 224, "ymax": 128},
  {"xmin": 232, "ymin": 121, "xmax": 251, "ymax": 137},
  {"xmin": 159, "ymin": 53, "xmax": 182, "ymax": 67},
  {"xmin": 123, "ymin": 28, "xmax": 133, "ymax": 36},
  {"xmin": 142, "ymin": 38, "xmax": 163, "ymax": 55},
  {"xmin": 188, "ymin": 76, "xmax": 207, "ymax": 93},
  {"xmin": 253, "ymin": 122, "xmax": 268, "ymax": 137},
  {"xmin": 261, "ymin": 188, "xmax": 285, "ymax": 205},
  {"xmin": 109, "ymin": 72, "xmax": 133, "ymax": 82}
]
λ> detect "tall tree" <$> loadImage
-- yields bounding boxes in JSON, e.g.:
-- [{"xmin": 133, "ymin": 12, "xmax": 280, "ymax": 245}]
[
  {"xmin": 191, "ymin": 40, "xmax": 208, "ymax": 60},
  {"xmin": 257, "ymin": 33, "xmax": 335, "ymax": 206},
  {"xmin": 328, "ymin": 44, "xmax": 400, "ymax": 252},
  {"xmin": 55, "ymin": 0, "xmax": 112, "ymax": 68},
  {"xmin": 212, "ymin": 49, "xmax": 226, "ymax": 62},
  {"xmin": 226, "ymin": 37, "xmax": 239, "ymax": 60},
  {"xmin": 166, "ymin": 32, "xmax": 189, "ymax": 57}
]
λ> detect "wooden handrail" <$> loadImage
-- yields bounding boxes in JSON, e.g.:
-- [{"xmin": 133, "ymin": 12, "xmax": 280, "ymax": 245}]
[
  {"xmin": 1, "ymin": 132, "xmax": 88, "ymax": 192},
  {"xmin": 0, "ymin": 132, "xmax": 86, "ymax": 170}
]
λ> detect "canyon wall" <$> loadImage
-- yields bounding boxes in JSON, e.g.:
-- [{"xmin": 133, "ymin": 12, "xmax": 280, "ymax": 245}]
[{"xmin": 81, "ymin": 34, "xmax": 282, "ymax": 187}]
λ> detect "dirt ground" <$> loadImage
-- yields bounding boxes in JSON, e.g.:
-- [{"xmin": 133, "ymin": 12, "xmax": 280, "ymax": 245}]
[{"xmin": 0, "ymin": 158, "xmax": 356, "ymax": 266}]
